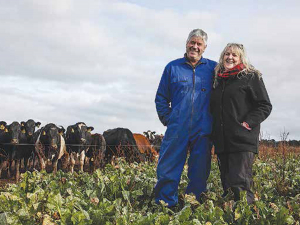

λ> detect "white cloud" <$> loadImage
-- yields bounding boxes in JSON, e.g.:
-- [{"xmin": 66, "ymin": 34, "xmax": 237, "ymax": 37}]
[{"xmin": 0, "ymin": 0, "xmax": 299, "ymax": 140}]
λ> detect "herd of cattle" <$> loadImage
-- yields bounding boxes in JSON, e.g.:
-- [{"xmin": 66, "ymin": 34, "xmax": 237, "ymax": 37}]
[{"xmin": 0, "ymin": 120, "xmax": 164, "ymax": 181}]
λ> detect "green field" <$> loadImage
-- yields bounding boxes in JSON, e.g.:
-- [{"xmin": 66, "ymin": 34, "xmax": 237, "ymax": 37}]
[{"xmin": 0, "ymin": 146, "xmax": 300, "ymax": 225}]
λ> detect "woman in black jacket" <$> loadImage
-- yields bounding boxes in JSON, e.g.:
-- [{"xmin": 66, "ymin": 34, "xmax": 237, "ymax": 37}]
[{"xmin": 210, "ymin": 43, "xmax": 272, "ymax": 204}]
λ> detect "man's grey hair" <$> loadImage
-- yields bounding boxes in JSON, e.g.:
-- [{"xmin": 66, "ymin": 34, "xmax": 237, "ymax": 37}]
[{"xmin": 186, "ymin": 29, "xmax": 208, "ymax": 46}]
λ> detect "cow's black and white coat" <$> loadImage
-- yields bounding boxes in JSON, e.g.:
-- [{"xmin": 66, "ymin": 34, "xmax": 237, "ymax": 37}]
[
  {"xmin": 66, "ymin": 122, "xmax": 94, "ymax": 173},
  {"xmin": 34, "ymin": 123, "xmax": 66, "ymax": 174}
]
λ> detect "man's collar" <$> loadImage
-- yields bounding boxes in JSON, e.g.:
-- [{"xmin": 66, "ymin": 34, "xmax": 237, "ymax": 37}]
[{"xmin": 183, "ymin": 53, "xmax": 207, "ymax": 65}]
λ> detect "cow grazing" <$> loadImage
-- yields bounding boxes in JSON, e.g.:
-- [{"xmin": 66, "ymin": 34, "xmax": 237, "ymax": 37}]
[
  {"xmin": 20, "ymin": 119, "xmax": 41, "ymax": 171},
  {"xmin": 133, "ymin": 133, "xmax": 158, "ymax": 162},
  {"xmin": 35, "ymin": 123, "xmax": 66, "ymax": 174},
  {"xmin": 103, "ymin": 128, "xmax": 145, "ymax": 163},
  {"xmin": 65, "ymin": 122, "xmax": 94, "ymax": 173},
  {"xmin": 86, "ymin": 133, "xmax": 106, "ymax": 172}
]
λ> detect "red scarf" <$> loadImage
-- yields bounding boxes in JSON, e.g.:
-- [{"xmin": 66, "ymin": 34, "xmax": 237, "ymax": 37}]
[{"xmin": 218, "ymin": 64, "xmax": 245, "ymax": 78}]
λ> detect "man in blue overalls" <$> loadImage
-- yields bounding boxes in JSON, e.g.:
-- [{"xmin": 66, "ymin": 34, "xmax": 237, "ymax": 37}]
[{"xmin": 155, "ymin": 29, "xmax": 217, "ymax": 207}]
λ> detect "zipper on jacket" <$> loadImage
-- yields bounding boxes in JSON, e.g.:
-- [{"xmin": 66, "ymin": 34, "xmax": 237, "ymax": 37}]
[
  {"xmin": 185, "ymin": 61, "xmax": 201, "ymax": 130},
  {"xmin": 190, "ymin": 65, "xmax": 199, "ymax": 129},
  {"xmin": 191, "ymin": 67, "xmax": 196, "ymax": 118}
]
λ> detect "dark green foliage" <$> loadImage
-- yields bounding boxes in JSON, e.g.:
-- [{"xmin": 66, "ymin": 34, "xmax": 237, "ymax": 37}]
[{"xmin": 0, "ymin": 155, "xmax": 299, "ymax": 224}]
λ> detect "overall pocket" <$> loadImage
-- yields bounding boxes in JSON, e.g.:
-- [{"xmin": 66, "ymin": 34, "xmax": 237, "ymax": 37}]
[{"xmin": 164, "ymin": 108, "xmax": 179, "ymax": 140}]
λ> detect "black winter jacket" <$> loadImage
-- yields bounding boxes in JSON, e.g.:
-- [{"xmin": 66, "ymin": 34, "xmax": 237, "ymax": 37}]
[{"xmin": 210, "ymin": 73, "xmax": 272, "ymax": 154}]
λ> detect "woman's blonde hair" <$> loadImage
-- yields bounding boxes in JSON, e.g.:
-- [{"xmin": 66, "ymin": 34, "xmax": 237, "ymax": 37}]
[{"xmin": 214, "ymin": 43, "xmax": 261, "ymax": 87}]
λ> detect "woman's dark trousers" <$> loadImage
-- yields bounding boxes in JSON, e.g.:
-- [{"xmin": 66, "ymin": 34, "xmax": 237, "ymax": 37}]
[{"xmin": 217, "ymin": 152, "xmax": 255, "ymax": 204}]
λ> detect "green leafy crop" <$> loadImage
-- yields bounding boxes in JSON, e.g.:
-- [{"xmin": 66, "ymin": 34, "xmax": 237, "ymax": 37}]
[{"xmin": 0, "ymin": 154, "xmax": 299, "ymax": 224}]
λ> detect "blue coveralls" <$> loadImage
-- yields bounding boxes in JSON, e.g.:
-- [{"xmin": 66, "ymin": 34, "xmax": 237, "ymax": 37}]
[{"xmin": 155, "ymin": 56, "xmax": 217, "ymax": 207}]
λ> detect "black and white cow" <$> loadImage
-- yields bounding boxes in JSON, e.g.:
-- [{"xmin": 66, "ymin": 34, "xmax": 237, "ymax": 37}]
[
  {"xmin": 65, "ymin": 122, "xmax": 94, "ymax": 173},
  {"xmin": 143, "ymin": 130, "xmax": 156, "ymax": 142},
  {"xmin": 20, "ymin": 119, "xmax": 41, "ymax": 171},
  {"xmin": 34, "ymin": 123, "xmax": 66, "ymax": 174},
  {"xmin": 143, "ymin": 130, "xmax": 163, "ymax": 153}
]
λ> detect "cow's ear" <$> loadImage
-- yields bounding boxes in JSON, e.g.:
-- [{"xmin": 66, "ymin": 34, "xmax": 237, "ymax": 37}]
[
  {"xmin": 21, "ymin": 127, "xmax": 26, "ymax": 133},
  {"xmin": 0, "ymin": 124, "xmax": 5, "ymax": 130},
  {"xmin": 143, "ymin": 132, "xmax": 147, "ymax": 135},
  {"xmin": 21, "ymin": 121, "xmax": 25, "ymax": 126},
  {"xmin": 87, "ymin": 126, "xmax": 94, "ymax": 132},
  {"xmin": 152, "ymin": 131, "xmax": 156, "ymax": 134},
  {"xmin": 42, "ymin": 131, "xmax": 46, "ymax": 135},
  {"xmin": 5, "ymin": 127, "xmax": 9, "ymax": 133},
  {"xmin": 36, "ymin": 122, "xmax": 41, "ymax": 128},
  {"xmin": 58, "ymin": 126, "xmax": 65, "ymax": 135}
]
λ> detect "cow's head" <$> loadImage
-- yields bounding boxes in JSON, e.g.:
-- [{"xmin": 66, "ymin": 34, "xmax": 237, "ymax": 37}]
[
  {"xmin": 40, "ymin": 123, "xmax": 64, "ymax": 160},
  {"xmin": 143, "ymin": 130, "xmax": 156, "ymax": 142},
  {"xmin": 67, "ymin": 122, "xmax": 94, "ymax": 144},
  {"xmin": 5, "ymin": 121, "xmax": 23, "ymax": 144},
  {"xmin": 21, "ymin": 119, "xmax": 41, "ymax": 137}
]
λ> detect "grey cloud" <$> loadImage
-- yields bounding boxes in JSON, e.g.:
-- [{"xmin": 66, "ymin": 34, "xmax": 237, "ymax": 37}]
[{"xmin": 0, "ymin": 0, "xmax": 299, "ymax": 140}]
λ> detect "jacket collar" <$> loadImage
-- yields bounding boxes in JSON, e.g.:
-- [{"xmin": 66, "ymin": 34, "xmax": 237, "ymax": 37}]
[{"xmin": 183, "ymin": 53, "xmax": 207, "ymax": 67}]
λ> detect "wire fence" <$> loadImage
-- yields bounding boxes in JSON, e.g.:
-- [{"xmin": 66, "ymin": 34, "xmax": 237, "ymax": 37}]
[{"xmin": 0, "ymin": 143, "xmax": 161, "ymax": 148}]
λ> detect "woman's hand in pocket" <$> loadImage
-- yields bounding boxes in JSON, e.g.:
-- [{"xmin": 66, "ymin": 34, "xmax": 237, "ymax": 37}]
[{"xmin": 241, "ymin": 121, "xmax": 252, "ymax": 131}]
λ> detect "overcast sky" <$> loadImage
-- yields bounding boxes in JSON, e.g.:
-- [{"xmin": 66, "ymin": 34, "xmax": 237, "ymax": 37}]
[{"xmin": 1, "ymin": 0, "xmax": 299, "ymax": 140}]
